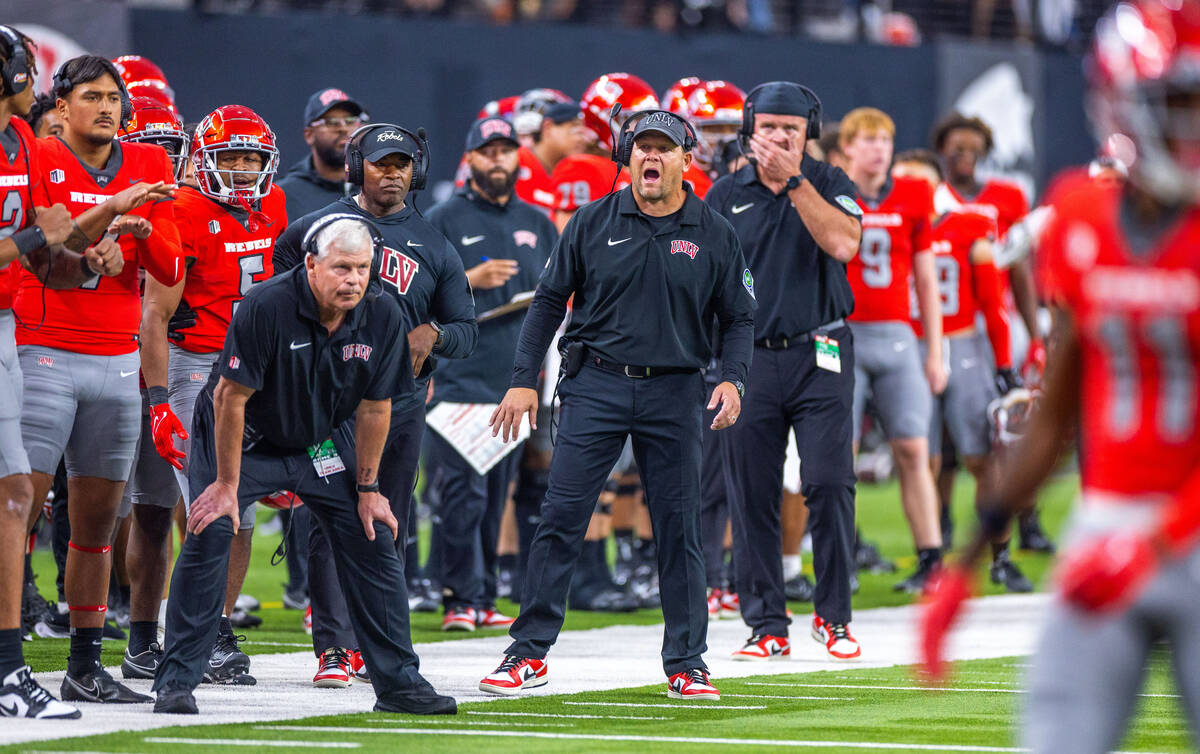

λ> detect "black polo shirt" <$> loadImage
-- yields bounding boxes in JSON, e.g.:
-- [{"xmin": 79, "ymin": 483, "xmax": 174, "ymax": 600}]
[
  {"xmin": 512, "ymin": 184, "xmax": 755, "ymax": 388},
  {"xmin": 273, "ymin": 197, "xmax": 478, "ymax": 408},
  {"xmin": 217, "ymin": 264, "xmax": 412, "ymax": 451},
  {"xmin": 425, "ymin": 185, "xmax": 558, "ymax": 404},
  {"xmin": 706, "ymin": 155, "xmax": 861, "ymax": 339}
]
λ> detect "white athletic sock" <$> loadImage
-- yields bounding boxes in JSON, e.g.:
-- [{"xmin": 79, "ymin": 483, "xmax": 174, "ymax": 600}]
[{"xmin": 782, "ymin": 554, "xmax": 803, "ymax": 581}]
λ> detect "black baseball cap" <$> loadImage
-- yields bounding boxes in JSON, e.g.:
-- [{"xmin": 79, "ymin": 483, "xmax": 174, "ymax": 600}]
[
  {"xmin": 543, "ymin": 101, "xmax": 582, "ymax": 125},
  {"xmin": 359, "ymin": 125, "xmax": 419, "ymax": 162},
  {"xmin": 465, "ymin": 117, "xmax": 519, "ymax": 152},
  {"xmin": 304, "ymin": 88, "xmax": 367, "ymax": 126},
  {"xmin": 631, "ymin": 111, "xmax": 690, "ymax": 149}
]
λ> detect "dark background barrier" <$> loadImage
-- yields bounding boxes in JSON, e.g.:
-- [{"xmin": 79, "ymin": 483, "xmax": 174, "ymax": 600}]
[{"xmin": 108, "ymin": 8, "xmax": 1089, "ymax": 200}]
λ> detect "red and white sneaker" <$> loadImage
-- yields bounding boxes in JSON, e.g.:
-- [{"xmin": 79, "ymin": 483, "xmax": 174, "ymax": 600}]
[
  {"xmin": 441, "ymin": 607, "xmax": 477, "ymax": 632},
  {"xmin": 478, "ymin": 655, "xmax": 548, "ymax": 696},
  {"xmin": 349, "ymin": 650, "xmax": 370, "ymax": 683},
  {"xmin": 667, "ymin": 668, "xmax": 720, "ymax": 700},
  {"xmin": 731, "ymin": 634, "xmax": 790, "ymax": 661},
  {"xmin": 707, "ymin": 589, "xmax": 723, "ymax": 621},
  {"xmin": 811, "ymin": 614, "xmax": 862, "ymax": 660},
  {"xmin": 303, "ymin": 606, "xmax": 312, "ymax": 635},
  {"xmin": 720, "ymin": 591, "xmax": 740, "ymax": 619},
  {"xmin": 313, "ymin": 647, "xmax": 352, "ymax": 688},
  {"xmin": 476, "ymin": 608, "xmax": 515, "ymax": 629}
]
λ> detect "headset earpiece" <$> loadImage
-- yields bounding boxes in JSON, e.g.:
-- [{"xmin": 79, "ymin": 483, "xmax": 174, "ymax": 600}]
[
  {"xmin": 0, "ymin": 26, "xmax": 30, "ymax": 97},
  {"xmin": 611, "ymin": 109, "xmax": 697, "ymax": 167},
  {"xmin": 345, "ymin": 123, "xmax": 428, "ymax": 191},
  {"xmin": 740, "ymin": 81, "xmax": 822, "ymax": 151},
  {"xmin": 50, "ymin": 59, "xmax": 133, "ymax": 129}
]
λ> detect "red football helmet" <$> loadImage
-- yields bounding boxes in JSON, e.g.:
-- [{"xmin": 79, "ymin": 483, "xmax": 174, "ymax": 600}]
[
  {"xmin": 581, "ymin": 73, "xmax": 660, "ymax": 151},
  {"xmin": 111, "ymin": 55, "xmax": 173, "ymax": 97},
  {"xmin": 477, "ymin": 95, "xmax": 520, "ymax": 121},
  {"xmin": 687, "ymin": 81, "xmax": 745, "ymax": 170},
  {"xmin": 119, "ymin": 96, "xmax": 187, "ymax": 181},
  {"xmin": 513, "ymin": 88, "xmax": 572, "ymax": 136},
  {"xmin": 191, "ymin": 105, "xmax": 279, "ymax": 205},
  {"xmin": 661, "ymin": 77, "xmax": 704, "ymax": 118},
  {"xmin": 1089, "ymin": 0, "xmax": 1200, "ymax": 202}
]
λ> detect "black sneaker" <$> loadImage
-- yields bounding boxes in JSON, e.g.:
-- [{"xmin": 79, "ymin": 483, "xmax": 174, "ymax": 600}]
[
  {"xmin": 1018, "ymin": 513, "xmax": 1057, "ymax": 554},
  {"xmin": 33, "ymin": 606, "xmax": 71, "ymax": 639},
  {"xmin": 281, "ymin": 585, "xmax": 309, "ymax": 611},
  {"xmin": 854, "ymin": 538, "xmax": 897, "ymax": 574},
  {"xmin": 203, "ymin": 629, "xmax": 254, "ymax": 684},
  {"xmin": 154, "ymin": 686, "xmax": 198, "ymax": 715},
  {"xmin": 784, "ymin": 574, "xmax": 815, "ymax": 602},
  {"xmin": 374, "ymin": 687, "xmax": 457, "ymax": 715},
  {"xmin": 229, "ymin": 607, "xmax": 263, "ymax": 629},
  {"xmin": 20, "ymin": 578, "xmax": 53, "ymax": 640},
  {"xmin": 61, "ymin": 664, "xmax": 152, "ymax": 704},
  {"xmin": 407, "ymin": 578, "xmax": 439, "ymax": 613},
  {"xmin": 894, "ymin": 557, "xmax": 941, "ymax": 595},
  {"xmin": 122, "ymin": 642, "xmax": 164, "ymax": 680},
  {"xmin": 569, "ymin": 587, "xmax": 640, "ymax": 612},
  {"xmin": 990, "ymin": 550, "xmax": 1034, "ymax": 593},
  {"xmin": 0, "ymin": 665, "xmax": 80, "ymax": 719},
  {"xmin": 102, "ymin": 617, "xmax": 126, "ymax": 641}
]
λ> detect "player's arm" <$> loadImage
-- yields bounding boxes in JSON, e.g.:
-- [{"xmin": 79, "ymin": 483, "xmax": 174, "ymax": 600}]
[
  {"xmin": 970, "ymin": 238, "xmax": 1019, "ymax": 398},
  {"xmin": 912, "ymin": 248, "xmax": 945, "ymax": 394},
  {"xmin": 135, "ymin": 195, "xmax": 185, "ymax": 287},
  {"xmin": 188, "ymin": 377, "xmax": 252, "ymax": 534},
  {"xmin": 140, "ymin": 275, "xmax": 190, "ymax": 468},
  {"xmin": 354, "ymin": 397, "xmax": 398, "ymax": 543},
  {"xmin": 1, "ymin": 204, "xmax": 119, "ymax": 288}
]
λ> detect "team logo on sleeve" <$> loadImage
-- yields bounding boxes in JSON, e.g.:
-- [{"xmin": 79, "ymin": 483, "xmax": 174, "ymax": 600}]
[
  {"xmin": 49, "ymin": 169, "xmax": 65, "ymax": 184},
  {"xmin": 670, "ymin": 240, "xmax": 699, "ymax": 259},
  {"xmin": 836, "ymin": 195, "xmax": 863, "ymax": 216},
  {"xmin": 743, "ymin": 268, "xmax": 755, "ymax": 299},
  {"xmin": 209, "ymin": 220, "xmax": 220, "ymax": 234},
  {"xmin": 228, "ymin": 356, "xmax": 240, "ymax": 369},
  {"xmin": 513, "ymin": 230, "xmax": 538, "ymax": 248}
]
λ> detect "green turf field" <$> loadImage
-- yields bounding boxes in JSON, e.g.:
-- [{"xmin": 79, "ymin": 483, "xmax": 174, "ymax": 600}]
[{"xmin": 6, "ymin": 654, "xmax": 1191, "ymax": 753}]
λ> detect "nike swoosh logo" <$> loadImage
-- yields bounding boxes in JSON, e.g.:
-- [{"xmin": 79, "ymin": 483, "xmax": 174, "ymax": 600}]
[
  {"xmin": 731, "ymin": 203, "xmax": 754, "ymax": 214},
  {"xmin": 893, "ymin": 342, "xmax": 906, "ymax": 352},
  {"xmin": 120, "ymin": 369, "xmax": 138, "ymax": 377},
  {"xmin": 607, "ymin": 237, "xmax": 632, "ymax": 246},
  {"xmin": 290, "ymin": 341, "xmax": 311, "ymax": 350},
  {"xmin": 68, "ymin": 676, "xmax": 100, "ymax": 697},
  {"xmin": 406, "ymin": 240, "xmax": 423, "ymax": 248},
  {"xmin": 461, "ymin": 235, "xmax": 485, "ymax": 246},
  {"xmin": 0, "ymin": 701, "xmax": 19, "ymax": 716},
  {"xmin": 961, "ymin": 358, "xmax": 978, "ymax": 369}
]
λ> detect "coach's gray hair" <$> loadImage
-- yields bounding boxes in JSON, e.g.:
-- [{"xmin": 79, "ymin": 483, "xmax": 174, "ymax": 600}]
[{"xmin": 308, "ymin": 218, "xmax": 374, "ymax": 262}]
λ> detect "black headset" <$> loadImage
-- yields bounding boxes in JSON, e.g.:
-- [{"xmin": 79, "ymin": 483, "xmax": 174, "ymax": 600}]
[
  {"xmin": 51, "ymin": 57, "xmax": 132, "ymax": 128},
  {"xmin": 345, "ymin": 122, "xmax": 430, "ymax": 191},
  {"xmin": 739, "ymin": 81, "xmax": 823, "ymax": 155},
  {"xmin": 0, "ymin": 26, "xmax": 30, "ymax": 97},
  {"xmin": 609, "ymin": 105, "xmax": 697, "ymax": 167},
  {"xmin": 301, "ymin": 212, "xmax": 387, "ymax": 301}
]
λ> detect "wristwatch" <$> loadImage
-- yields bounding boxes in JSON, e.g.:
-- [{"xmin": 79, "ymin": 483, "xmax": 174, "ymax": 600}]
[
  {"xmin": 357, "ymin": 481, "xmax": 380, "ymax": 494},
  {"xmin": 430, "ymin": 321, "xmax": 445, "ymax": 351},
  {"xmin": 785, "ymin": 174, "xmax": 806, "ymax": 191},
  {"xmin": 732, "ymin": 380, "xmax": 745, "ymax": 398}
]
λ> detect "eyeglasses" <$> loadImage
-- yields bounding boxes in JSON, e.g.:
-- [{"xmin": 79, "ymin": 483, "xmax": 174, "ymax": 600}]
[{"xmin": 310, "ymin": 116, "xmax": 365, "ymax": 129}]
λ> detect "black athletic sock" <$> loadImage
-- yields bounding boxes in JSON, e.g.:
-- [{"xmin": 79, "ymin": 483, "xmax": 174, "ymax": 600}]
[
  {"xmin": 991, "ymin": 541, "xmax": 1010, "ymax": 561},
  {"xmin": 0, "ymin": 628, "xmax": 25, "ymax": 677},
  {"xmin": 128, "ymin": 620, "xmax": 157, "ymax": 654},
  {"xmin": 23, "ymin": 552, "xmax": 33, "ymax": 585},
  {"xmin": 917, "ymin": 548, "xmax": 942, "ymax": 567},
  {"xmin": 498, "ymin": 553, "xmax": 516, "ymax": 572},
  {"xmin": 219, "ymin": 616, "xmax": 233, "ymax": 637},
  {"xmin": 636, "ymin": 537, "xmax": 656, "ymax": 568},
  {"xmin": 67, "ymin": 626, "xmax": 103, "ymax": 677}
]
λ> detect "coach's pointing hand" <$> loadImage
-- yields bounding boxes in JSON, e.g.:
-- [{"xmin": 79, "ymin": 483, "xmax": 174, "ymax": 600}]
[
  {"xmin": 708, "ymin": 381, "xmax": 742, "ymax": 430},
  {"xmin": 490, "ymin": 387, "xmax": 538, "ymax": 443},
  {"xmin": 188, "ymin": 480, "xmax": 240, "ymax": 535}
]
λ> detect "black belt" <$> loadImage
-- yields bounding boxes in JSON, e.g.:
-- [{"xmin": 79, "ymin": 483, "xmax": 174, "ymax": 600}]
[
  {"xmin": 587, "ymin": 352, "xmax": 698, "ymax": 379},
  {"xmin": 755, "ymin": 318, "xmax": 846, "ymax": 351}
]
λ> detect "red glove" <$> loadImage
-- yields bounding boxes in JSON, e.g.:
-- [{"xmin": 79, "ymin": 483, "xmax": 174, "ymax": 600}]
[
  {"xmin": 918, "ymin": 567, "xmax": 975, "ymax": 681},
  {"xmin": 1056, "ymin": 533, "xmax": 1157, "ymax": 613},
  {"xmin": 1022, "ymin": 337, "xmax": 1047, "ymax": 386},
  {"xmin": 149, "ymin": 402, "xmax": 188, "ymax": 470}
]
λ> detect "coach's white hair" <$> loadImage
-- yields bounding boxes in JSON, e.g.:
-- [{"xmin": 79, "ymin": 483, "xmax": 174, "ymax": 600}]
[{"xmin": 309, "ymin": 218, "xmax": 374, "ymax": 262}]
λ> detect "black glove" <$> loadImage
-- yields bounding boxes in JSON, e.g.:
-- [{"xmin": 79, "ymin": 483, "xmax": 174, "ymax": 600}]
[
  {"xmin": 167, "ymin": 300, "xmax": 198, "ymax": 344},
  {"xmin": 994, "ymin": 367, "xmax": 1021, "ymax": 396}
]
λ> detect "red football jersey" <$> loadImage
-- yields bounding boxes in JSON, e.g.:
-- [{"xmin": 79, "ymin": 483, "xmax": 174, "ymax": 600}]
[
  {"xmin": 0, "ymin": 117, "xmax": 47, "ymax": 310},
  {"xmin": 940, "ymin": 178, "xmax": 1028, "ymax": 238},
  {"xmin": 683, "ymin": 162, "xmax": 712, "ymax": 199},
  {"xmin": 515, "ymin": 147, "xmax": 558, "ymax": 212},
  {"xmin": 1038, "ymin": 173, "xmax": 1200, "ymax": 496},
  {"xmin": 549, "ymin": 154, "xmax": 630, "ymax": 211},
  {"xmin": 848, "ymin": 176, "xmax": 934, "ymax": 323},
  {"xmin": 14, "ymin": 137, "xmax": 182, "ymax": 354},
  {"xmin": 174, "ymin": 185, "xmax": 286, "ymax": 353}
]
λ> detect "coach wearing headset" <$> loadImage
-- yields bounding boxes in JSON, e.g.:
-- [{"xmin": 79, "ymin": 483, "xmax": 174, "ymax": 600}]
[
  {"xmin": 154, "ymin": 215, "xmax": 456, "ymax": 716},
  {"xmin": 274, "ymin": 123, "xmax": 476, "ymax": 687},
  {"xmin": 482, "ymin": 110, "xmax": 754, "ymax": 701},
  {"xmin": 706, "ymin": 81, "xmax": 864, "ymax": 663}
]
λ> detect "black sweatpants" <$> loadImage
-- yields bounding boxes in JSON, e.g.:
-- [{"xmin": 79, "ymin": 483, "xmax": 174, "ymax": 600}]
[
  {"xmin": 723, "ymin": 327, "xmax": 857, "ymax": 635},
  {"xmin": 308, "ymin": 399, "xmax": 425, "ymax": 655},
  {"xmin": 507, "ymin": 364, "xmax": 709, "ymax": 675},
  {"xmin": 700, "ymin": 393, "xmax": 730, "ymax": 590},
  {"xmin": 154, "ymin": 392, "xmax": 427, "ymax": 698}
]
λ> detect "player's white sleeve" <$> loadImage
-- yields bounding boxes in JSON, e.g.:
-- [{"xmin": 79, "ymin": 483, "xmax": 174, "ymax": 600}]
[{"xmin": 993, "ymin": 205, "xmax": 1054, "ymax": 270}]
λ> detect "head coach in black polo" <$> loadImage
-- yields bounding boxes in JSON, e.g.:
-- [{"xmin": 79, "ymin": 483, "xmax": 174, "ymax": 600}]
[
  {"xmin": 152, "ymin": 217, "xmax": 456, "ymax": 716},
  {"xmin": 274, "ymin": 123, "xmax": 478, "ymax": 680},
  {"xmin": 705, "ymin": 81, "xmax": 864, "ymax": 663},
  {"xmin": 481, "ymin": 110, "xmax": 755, "ymax": 701}
]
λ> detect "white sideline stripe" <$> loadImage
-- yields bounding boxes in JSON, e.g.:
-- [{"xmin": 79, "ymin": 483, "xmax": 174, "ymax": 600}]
[
  {"xmin": 357, "ymin": 719, "xmax": 573, "ymax": 728},
  {"xmin": 745, "ymin": 682, "xmax": 1181, "ymax": 698},
  {"xmin": 143, "ymin": 737, "xmax": 359, "ymax": 748},
  {"xmin": 562, "ymin": 701, "xmax": 765, "ymax": 709},
  {"xmin": 723, "ymin": 693, "xmax": 856, "ymax": 701},
  {"xmin": 243, "ymin": 641, "xmax": 313, "ymax": 648},
  {"xmin": 466, "ymin": 710, "xmax": 672, "ymax": 720}
]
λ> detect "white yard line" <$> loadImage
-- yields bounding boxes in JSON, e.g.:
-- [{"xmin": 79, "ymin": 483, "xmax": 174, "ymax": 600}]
[
  {"xmin": 745, "ymin": 682, "xmax": 1181, "ymax": 698},
  {"xmin": 356, "ymin": 719, "xmax": 573, "ymax": 727},
  {"xmin": 465, "ymin": 710, "xmax": 671, "ymax": 720},
  {"xmin": 722, "ymin": 693, "xmax": 856, "ymax": 700},
  {"xmin": 561, "ymin": 701, "xmax": 767, "ymax": 710},
  {"xmin": 4, "ymin": 593, "xmax": 1049, "ymax": 745},
  {"xmin": 143, "ymin": 737, "xmax": 360, "ymax": 748}
]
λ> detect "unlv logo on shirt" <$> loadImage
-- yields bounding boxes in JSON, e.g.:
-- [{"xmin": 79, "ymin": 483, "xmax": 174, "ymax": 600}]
[
  {"xmin": 670, "ymin": 240, "xmax": 699, "ymax": 259},
  {"xmin": 513, "ymin": 230, "xmax": 538, "ymax": 248},
  {"xmin": 343, "ymin": 343, "xmax": 373, "ymax": 362},
  {"xmin": 379, "ymin": 246, "xmax": 419, "ymax": 295}
]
